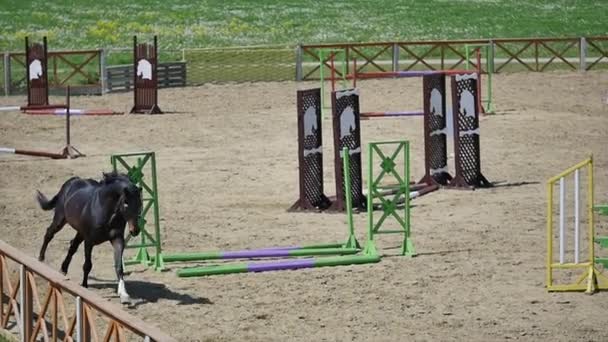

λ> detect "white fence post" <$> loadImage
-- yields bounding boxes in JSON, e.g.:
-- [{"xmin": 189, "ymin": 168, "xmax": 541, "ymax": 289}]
[
  {"xmin": 100, "ymin": 49, "xmax": 107, "ymax": 94},
  {"xmin": 392, "ymin": 43, "xmax": 399, "ymax": 72},
  {"xmin": 4, "ymin": 52, "xmax": 10, "ymax": 96},
  {"xmin": 579, "ymin": 37, "xmax": 587, "ymax": 72},
  {"xmin": 76, "ymin": 296, "xmax": 83, "ymax": 342},
  {"xmin": 295, "ymin": 44, "xmax": 303, "ymax": 81}
]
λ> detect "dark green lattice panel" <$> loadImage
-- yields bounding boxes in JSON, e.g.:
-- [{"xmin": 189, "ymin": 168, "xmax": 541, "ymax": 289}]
[{"xmin": 111, "ymin": 151, "xmax": 165, "ymax": 271}]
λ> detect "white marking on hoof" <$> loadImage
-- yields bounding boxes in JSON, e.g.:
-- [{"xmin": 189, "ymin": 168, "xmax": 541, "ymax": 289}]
[
  {"xmin": 120, "ymin": 294, "xmax": 131, "ymax": 305},
  {"xmin": 117, "ymin": 279, "xmax": 131, "ymax": 304}
]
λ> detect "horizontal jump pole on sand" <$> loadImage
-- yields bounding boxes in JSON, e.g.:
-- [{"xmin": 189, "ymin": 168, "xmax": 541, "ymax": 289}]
[
  {"xmin": 365, "ymin": 182, "xmax": 439, "ymax": 198},
  {"xmin": 151, "ymin": 243, "xmax": 358, "ymax": 263},
  {"xmin": 177, "ymin": 254, "xmax": 381, "ymax": 277},
  {"xmin": 0, "ymin": 106, "xmax": 21, "ymax": 112},
  {"xmin": 24, "ymin": 108, "xmax": 122, "ymax": 116},
  {"xmin": 349, "ymin": 69, "xmax": 478, "ymax": 80},
  {"xmin": 0, "ymin": 147, "xmax": 66, "ymax": 159},
  {"xmin": 361, "ymin": 111, "xmax": 424, "ymax": 118},
  {"xmin": 1, "ymin": 87, "xmax": 84, "ymax": 160}
]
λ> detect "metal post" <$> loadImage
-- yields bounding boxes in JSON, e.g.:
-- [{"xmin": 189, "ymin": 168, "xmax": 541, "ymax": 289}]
[
  {"xmin": 100, "ymin": 49, "xmax": 107, "ymax": 94},
  {"xmin": 76, "ymin": 296, "xmax": 83, "ymax": 342},
  {"xmin": 295, "ymin": 44, "xmax": 303, "ymax": 81},
  {"xmin": 153, "ymin": 35, "xmax": 159, "ymax": 111},
  {"xmin": 579, "ymin": 37, "xmax": 587, "ymax": 72},
  {"xmin": 19, "ymin": 265, "xmax": 25, "ymax": 342},
  {"xmin": 559, "ymin": 177, "xmax": 565, "ymax": 264},
  {"xmin": 132, "ymin": 36, "xmax": 138, "ymax": 111},
  {"xmin": 330, "ymin": 52, "xmax": 335, "ymax": 93},
  {"xmin": 392, "ymin": 43, "xmax": 399, "ymax": 72},
  {"xmin": 150, "ymin": 153, "xmax": 164, "ymax": 271},
  {"xmin": 574, "ymin": 169, "xmax": 579, "ymax": 264},
  {"xmin": 66, "ymin": 86, "xmax": 71, "ymax": 146},
  {"xmin": 3, "ymin": 52, "xmax": 9, "ymax": 96}
]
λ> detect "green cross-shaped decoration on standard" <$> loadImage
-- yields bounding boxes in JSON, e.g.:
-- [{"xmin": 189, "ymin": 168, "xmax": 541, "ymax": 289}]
[
  {"xmin": 111, "ymin": 151, "xmax": 165, "ymax": 271},
  {"xmin": 366, "ymin": 141, "xmax": 415, "ymax": 257}
]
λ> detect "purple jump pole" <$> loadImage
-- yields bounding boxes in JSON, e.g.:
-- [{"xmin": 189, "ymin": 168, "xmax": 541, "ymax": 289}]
[{"xmin": 177, "ymin": 254, "xmax": 381, "ymax": 277}]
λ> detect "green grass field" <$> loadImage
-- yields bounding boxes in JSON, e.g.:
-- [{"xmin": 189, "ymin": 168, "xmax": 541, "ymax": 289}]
[{"xmin": 0, "ymin": 0, "xmax": 606, "ymax": 51}]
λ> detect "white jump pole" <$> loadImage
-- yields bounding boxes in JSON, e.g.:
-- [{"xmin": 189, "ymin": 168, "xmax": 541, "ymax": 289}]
[
  {"xmin": 0, "ymin": 106, "xmax": 21, "ymax": 112},
  {"xmin": 574, "ymin": 169, "xmax": 580, "ymax": 264},
  {"xmin": 559, "ymin": 177, "xmax": 565, "ymax": 264},
  {"xmin": 0, "ymin": 147, "xmax": 16, "ymax": 153}
]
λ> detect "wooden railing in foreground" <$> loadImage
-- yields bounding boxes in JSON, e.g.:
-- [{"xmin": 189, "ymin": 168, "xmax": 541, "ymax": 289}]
[{"xmin": 0, "ymin": 240, "xmax": 176, "ymax": 342}]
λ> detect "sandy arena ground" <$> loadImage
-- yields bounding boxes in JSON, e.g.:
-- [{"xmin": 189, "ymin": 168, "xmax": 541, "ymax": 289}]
[{"xmin": 1, "ymin": 71, "xmax": 608, "ymax": 341}]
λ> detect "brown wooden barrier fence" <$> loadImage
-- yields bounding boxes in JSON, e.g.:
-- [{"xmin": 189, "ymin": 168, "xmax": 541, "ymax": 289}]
[
  {"xmin": 1, "ymin": 36, "xmax": 606, "ymax": 93},
  {"xmin": 0, "ymin": 240, "xmax": 176, "ymax": 342},
  {"xmin": 6, "ymin": 49, "xmax": 102, "ymax": 95},
  {"xmin": 297, "ymin": 36, "xmax": 608, "ymax": 81}
]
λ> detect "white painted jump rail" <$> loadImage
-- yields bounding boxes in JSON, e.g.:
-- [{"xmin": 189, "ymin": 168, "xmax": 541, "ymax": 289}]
[{"xmin": 0, "ymin": 240, "xmax": 176, "ymax": 342}]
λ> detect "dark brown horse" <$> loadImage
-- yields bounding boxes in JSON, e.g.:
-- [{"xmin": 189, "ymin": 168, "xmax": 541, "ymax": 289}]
[{"xmin": 36, "ymin": 172, "xmax": 142, "ymax": 304}]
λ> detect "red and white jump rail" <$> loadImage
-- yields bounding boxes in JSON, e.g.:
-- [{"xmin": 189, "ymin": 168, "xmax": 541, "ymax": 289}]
[
  {"xmin": 340, "ymin": 57, "xmax": 483, "ymax": 119},
  {"xmin": 1, "ymin": 87, "xmax": 84, "ymax": 160},
  {"xmin": 0, "ymin": 147, "xmax": 66, "ymax": 159}
]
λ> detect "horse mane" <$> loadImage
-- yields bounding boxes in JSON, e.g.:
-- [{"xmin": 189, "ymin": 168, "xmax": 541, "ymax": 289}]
[{"xmin": 101, "ymin": 171, "xmax": 131, "ymax": 185}]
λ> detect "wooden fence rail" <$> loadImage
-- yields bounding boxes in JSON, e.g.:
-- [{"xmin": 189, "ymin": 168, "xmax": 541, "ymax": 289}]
[
  {"xmin": 0, "ymin": 240, "xmax": 176, "ymax": 342},
  {"xmin": 1, "ymin": 36, "xmax": 607, "ymax": 94},
  {"xmin": 5, "ymin": 49, "xmax": 102, "ymax": 95},
  {"xmin": 298, "ymin": 36, "xmax": 608, "ymax": 81}
]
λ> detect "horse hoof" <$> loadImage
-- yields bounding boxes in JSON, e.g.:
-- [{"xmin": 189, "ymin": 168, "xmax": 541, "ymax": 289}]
[{"xmin": 120, "ymin": 296, "xmax": 131, "ymax": 305}]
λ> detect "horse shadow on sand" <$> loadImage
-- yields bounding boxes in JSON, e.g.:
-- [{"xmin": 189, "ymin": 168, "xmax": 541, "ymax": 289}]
[{"xmin": 88, "ymin": 277, "xmax": 213, "ymax": 308}]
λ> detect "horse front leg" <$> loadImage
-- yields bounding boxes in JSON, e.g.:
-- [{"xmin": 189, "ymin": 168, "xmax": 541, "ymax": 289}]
[
  {"xmin": 81, "ymin": 241, "xmax": 93, "ymax": 288},
  {"xmin": 111, "ymin": 237, "xmax": 130, "ymax": 304}
]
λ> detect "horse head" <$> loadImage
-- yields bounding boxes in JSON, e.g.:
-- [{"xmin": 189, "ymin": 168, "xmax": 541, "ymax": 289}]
[{"xmin": 103, "ymin": 172, "xmax": 143, "ymax": 237}]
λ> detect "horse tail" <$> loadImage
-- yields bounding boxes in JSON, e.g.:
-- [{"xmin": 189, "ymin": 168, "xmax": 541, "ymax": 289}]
[{"xmin": 36, "ymin": 190, "xmax": 58, "ymax": 211}]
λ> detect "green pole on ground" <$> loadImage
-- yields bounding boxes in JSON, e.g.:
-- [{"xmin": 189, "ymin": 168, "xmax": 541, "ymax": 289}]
[
  {"xmin": 176, "ymin": 149, "xmax": 379, "ymax": 278},
  {"xmin": 111, "ymin": 151, "xmax": 165, "ymax": 271}
]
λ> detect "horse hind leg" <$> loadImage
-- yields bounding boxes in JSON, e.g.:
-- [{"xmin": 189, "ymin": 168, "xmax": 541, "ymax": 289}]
[
  {"xmin": 60, "ymin": 232, "xmax": 83, "ymax": 275},
  {"xmin": 38, "ymin": 211, "xmax": 67, "ymax": 262}
]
